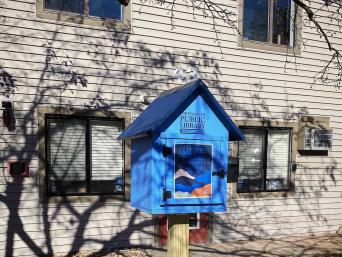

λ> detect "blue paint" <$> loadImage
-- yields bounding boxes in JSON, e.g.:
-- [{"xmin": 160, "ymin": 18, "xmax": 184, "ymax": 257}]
[
  {"xmin": 119, "ymin": 79, "xmax": 244, "ymax": 214},
  {"xmin": 130, "ymin": 137, "xmax": 152, "ymax": 211},
  {"xmin": 118, "ymin": 79, "xmax": 245, "ymax": 141}
]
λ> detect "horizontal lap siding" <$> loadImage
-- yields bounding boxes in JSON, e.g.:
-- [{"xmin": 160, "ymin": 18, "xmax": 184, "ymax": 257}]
[{"xmin": 1, "ymin": 0, "xmax": 342, "ymax": 255}]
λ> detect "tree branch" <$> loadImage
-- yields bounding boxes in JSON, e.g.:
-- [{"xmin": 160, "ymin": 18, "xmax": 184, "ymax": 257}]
[{"xmin": 294, "ymin": 0, "xmax": 342, "ymax": 87}]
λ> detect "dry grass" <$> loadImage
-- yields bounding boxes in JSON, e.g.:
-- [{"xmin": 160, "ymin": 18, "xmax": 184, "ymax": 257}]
[{"xmin": 53, "ymin": 248, "xmax": 150, "ymax": 257}]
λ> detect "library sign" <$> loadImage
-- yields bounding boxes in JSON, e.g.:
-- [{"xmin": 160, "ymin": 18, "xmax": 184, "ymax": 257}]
[{"xmin": 180, "ymin": 112, "xmax": 206, "ymax": 134}]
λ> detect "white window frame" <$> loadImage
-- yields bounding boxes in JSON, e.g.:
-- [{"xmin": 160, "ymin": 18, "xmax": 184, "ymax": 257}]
[{"xmin": 189, "ymin": 213, "xmax": 200, "ymax": 230}]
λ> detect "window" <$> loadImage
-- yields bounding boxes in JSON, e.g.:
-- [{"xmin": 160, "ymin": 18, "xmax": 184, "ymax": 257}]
[
  {"xmin": 45, "ymin": 0, "xmax": 84, "ymax": 14},
  {"xmin": 237, "ymin": 127, "xmax": 291, "ymax": 192},
  {"xmin": 45, "ymin": 115, "xmax": 125, "ymax": 196},
  {"xmin": 240, "ymin": 0, "xmax": 299, "ymax": 52},
  {"xmin": 36, "ymin": 0, "xmax": 131, "ymax": 29},
  {"xmin": 298, "ymin": 116, "xmax": 332, "ymax": 155},
  {"xmin": 189, "ymin": 213, "xmax": 200, "ymax": 230}
]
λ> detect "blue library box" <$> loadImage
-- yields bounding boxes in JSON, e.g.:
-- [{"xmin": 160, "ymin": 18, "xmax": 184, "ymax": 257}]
[{"xmin": 118, "ymin": 79, "xmax": 244, "ymax": 214}]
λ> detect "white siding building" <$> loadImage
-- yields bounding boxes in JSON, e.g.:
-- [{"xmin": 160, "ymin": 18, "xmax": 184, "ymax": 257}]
[{"xmin": 0, "ymin": 0, "xmax": 341, "ymax": 256}]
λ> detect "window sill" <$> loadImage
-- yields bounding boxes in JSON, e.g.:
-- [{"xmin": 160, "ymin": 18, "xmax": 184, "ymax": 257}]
[
  {"xmin": 36, "ymin": 7, "xmax": 131, "ymax": 31},
  {"xmin": 238, "ymin": 39, "xmax": 301, "ymax": 55},
  {"xmin": 230, "ymin": 182, "xmax": 295, "ymax": 199}
]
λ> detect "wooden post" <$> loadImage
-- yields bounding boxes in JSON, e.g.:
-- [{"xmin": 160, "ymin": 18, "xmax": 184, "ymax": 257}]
[{"xmin": 167, "ymin": 214, "xmax": 189, "ymax": 257}]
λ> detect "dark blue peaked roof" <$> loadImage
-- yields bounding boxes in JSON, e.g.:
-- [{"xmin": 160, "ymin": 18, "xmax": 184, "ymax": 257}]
[{"xmin": 118, "ymin": 79, "xmax": 244, "ymax": 141}]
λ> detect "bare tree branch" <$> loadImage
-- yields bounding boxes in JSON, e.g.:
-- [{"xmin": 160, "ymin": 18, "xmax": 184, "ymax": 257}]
[
  {"xmin": 292, "ymin": 0, "xmax": 342, "ymax": 87},
  {"xmin": 135, "ymin": 0, "xmax": 342, "ymax": 87}
]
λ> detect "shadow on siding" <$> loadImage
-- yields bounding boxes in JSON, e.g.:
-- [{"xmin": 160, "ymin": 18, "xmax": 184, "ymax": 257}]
[{"xmin": 0, "ymin": 11, "xmax": 340, "ymax": 257}]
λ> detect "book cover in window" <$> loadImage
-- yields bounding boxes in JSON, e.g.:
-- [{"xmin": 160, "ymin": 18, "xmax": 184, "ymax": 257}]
[{"xmin": 174, "ymin": 144, "xmax": 212, "ymax": 198}]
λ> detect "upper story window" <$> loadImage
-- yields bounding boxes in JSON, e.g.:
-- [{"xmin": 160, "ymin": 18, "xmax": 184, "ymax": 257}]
[
  {"xmin": 45, "ymin": 0, "xmax": 122, "ymax": 20},
  {"xmin": 239, "ymin": 0, "xmax": 300, "ymax": 53},
  {"xmin": 237, "ymin": 127, "xmax": 292, "ymax": 193},
  {"xmin": 37, "ymin": 0, "xmax": 131, "ymax": 29}
]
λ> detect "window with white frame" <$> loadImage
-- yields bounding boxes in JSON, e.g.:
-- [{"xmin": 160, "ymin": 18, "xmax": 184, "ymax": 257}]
[
  {"xmin": 237, "ymin": 127, "xmax": 292, "ymax": 192},
  {"xmin": 241, "ymin": 0, "xmax": 298, "ymax": 48},
  {"xmin": 189, "ymin": 213, "xmax": 200, "ymax": 230},
  {"xmin": 46, "ymin": 115, "xmax": 125, "ymax": 196}
]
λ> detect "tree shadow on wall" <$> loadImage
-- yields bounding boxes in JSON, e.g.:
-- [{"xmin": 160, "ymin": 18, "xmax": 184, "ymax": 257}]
[
  {"xmin": 0, "ymin": 178, "xmax": 46, "ymax": 257},
  {"xmin": 0, "ymin": 9, "xmax": 340, "ymax": 257},
  {"xmin": 0, "ymin": 66, "xmax": 17, "ymax": 98}
]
